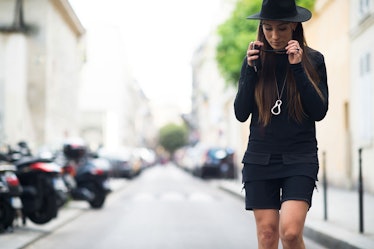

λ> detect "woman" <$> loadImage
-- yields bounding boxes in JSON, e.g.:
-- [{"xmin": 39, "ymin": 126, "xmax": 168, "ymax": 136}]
[{"xmin": 234, "ymin": 1, "xmax": 328, "ymax": 249}]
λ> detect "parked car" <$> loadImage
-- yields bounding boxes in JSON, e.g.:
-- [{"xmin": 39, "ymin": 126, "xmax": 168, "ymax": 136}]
[
  {"xmin": 99, "ymin": 148, "xmax": 141, "ymax": 179},
  {"xmin": 193, "ymin": 147, "xmax": 236, "ymax": 179},
  {"xmin": 175, "ymin": 145, "xmax": 205, "ymax": 173},
  {"xmin": 176, "ymin": 144, "xmax": 237, "ymax": 179},
  {"xmin": 133, "ymin": 147, "xmax": 156, "ymax": 170}
]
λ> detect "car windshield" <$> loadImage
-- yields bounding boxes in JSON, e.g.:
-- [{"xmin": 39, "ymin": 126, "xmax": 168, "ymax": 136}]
[{"xmin": 208, "ymin": 148, "xmax": 227, "ymax": 160}]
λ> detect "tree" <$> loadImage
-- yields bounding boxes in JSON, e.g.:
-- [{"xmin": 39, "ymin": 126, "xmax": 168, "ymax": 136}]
[
  {"xmin": 216, "ymin": 0, "xmax": 316, "ymax": 87},
  {"xmin": 158, "ymin": 123, "xmax": 188, "ymax": 158}
]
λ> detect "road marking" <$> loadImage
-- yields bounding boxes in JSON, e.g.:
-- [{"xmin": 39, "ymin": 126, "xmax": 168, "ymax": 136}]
[
  {"xmin": 131, "ymin": 191, "xmax": 215, "ymax": 202},
  {"xmin": 160, "ymin": 191, "xmax": 185, "ymax": 201},
  {"xmin": 132, "ymin": 192, "xmax": 155, "ymax": 202},
  {"xmin": 189, "ymin": 192, "xmax": 214, "ymax": 202}
]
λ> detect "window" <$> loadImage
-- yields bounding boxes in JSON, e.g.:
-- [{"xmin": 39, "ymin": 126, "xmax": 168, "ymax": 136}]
[
  {"xmin": 360, "ymin": 53, "xmax": 371, "ymax": 76},
  {"xmin": 359, "ymin": 0, "xmax": 371, "ymax": 18},
  {"xmin": 358, "ymin": 52, "xmax": 373, "ymax": 143}
]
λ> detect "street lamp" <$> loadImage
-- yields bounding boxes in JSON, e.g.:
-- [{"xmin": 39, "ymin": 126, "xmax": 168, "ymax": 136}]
[{"xmin": 0, "ymin": 0, "xmax": 29, "ymax": 33}]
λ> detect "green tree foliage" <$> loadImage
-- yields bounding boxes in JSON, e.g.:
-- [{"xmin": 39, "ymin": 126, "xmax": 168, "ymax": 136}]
[
  {"xmin": 158, "ymin": 123, "xmax": 188, "ymax": 156},
  {"xmin": 216, "ymin": 0, "xmax": 316, "ymax": 87}
]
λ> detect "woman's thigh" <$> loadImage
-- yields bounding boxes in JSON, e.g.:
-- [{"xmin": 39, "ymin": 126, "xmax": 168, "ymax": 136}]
[
  {"xmin": 279, "ymin": 200, "xmax": 309, "ymax": 232},
  {"xmin": 254, "ymin": 209, "xmax": 280, "ymax": 228},
  {"xmin": 279, "ymin": 176, "xmax": 315, "ymax": 233}
]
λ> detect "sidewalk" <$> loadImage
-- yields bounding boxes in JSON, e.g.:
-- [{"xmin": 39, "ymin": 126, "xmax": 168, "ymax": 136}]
[
  {"xmin": 0, "ymin": 179, "xmax": 128, "ymax": 249},
  {"xmin": 218, "ymin": 179, "xmax": 374, "ymax": 249}
]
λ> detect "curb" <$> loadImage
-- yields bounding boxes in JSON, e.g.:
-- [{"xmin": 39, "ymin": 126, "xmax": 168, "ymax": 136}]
[
  {"xmin": 217, "ymin": 181, "xmax": 373, "ymax": 249},
  {"xmin": 303, "ymin": 225, "xmax": 360, "ymax": 249}
]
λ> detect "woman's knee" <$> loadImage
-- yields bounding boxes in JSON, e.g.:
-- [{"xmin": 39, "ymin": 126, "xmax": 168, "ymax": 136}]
[
  {"xmin": 259, "ymin": 229, "xmax": 278, "ymax": 242},
  {"xmin": 254, "ymin": 209, "xmax": 280, "ymax": 247},
  {"xmin": 279, "ymin": 200, "xmax": 308, "ymax": 244},
  {"xmin": 257, "ymin": 224, "xmax": 279, "ymax": 246},
  {"xmin": 279, "ymin": 227, "xmax": 303, "ymax": 245}
]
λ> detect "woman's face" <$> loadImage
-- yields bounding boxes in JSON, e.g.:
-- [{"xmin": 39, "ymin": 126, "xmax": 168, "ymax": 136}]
[{"xmin": 261, "ymin": 20, "xmax": 297, "ymax": 50}]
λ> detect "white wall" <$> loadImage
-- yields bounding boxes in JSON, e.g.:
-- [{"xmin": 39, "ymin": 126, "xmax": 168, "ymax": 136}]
[{"xmin": 349, "ymin": 0, "xmax": 374, "ymax": 192}]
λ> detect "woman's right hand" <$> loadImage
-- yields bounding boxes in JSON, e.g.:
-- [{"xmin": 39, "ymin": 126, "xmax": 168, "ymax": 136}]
[{"xmin": 247, "ymin": 41, "xmax": 263, "ymax": 67}]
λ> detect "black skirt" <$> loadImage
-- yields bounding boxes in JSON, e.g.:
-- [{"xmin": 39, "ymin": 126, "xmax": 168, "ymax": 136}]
[{"xmin": 242, "ymin": 153, "xmax": 319, "ymax": 182}]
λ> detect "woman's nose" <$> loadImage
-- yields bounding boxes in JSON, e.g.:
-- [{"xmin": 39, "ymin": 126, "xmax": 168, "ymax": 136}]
[{"xmin": 272, "ymin": 30, "xmax": 280, "ymax": 39}]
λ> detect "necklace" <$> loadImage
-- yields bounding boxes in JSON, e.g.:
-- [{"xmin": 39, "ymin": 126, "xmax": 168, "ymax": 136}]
[{"xmin": 271, "ymin": 71, "xmax": 288, "ymax": 115}]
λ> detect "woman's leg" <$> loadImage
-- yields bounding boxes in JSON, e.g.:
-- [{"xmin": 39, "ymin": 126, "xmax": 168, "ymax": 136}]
[
  {"xmin": 279, "ymin": 200, "xmax": 309, "ymax": 249},
  {"xmin": 279, "ymin": 175, "xmax": 315, "ymax": 249},
  {"xmin": 253, "ymin": 209, "xmax": 280, "ymax": 249}
]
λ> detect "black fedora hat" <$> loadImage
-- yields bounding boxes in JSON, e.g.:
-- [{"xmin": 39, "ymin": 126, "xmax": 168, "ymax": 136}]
[{"xmin": 247, "ymin": 0, "xmax": 312, "ymax": 22}]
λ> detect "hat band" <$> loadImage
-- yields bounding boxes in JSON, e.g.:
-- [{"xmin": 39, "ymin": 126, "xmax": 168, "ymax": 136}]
[{"xmin": 261, "ymin": 9, "xmax": 298, "ymax": 20}]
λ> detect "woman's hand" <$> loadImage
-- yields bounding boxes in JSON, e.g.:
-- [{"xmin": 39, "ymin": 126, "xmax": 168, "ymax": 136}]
[
  {"xmin": 247, "ymin": 41, "xmax": 264, "ymax": 67},
  {"xmin": 286, "ymin": 40, "xmax": 303, "ymax": 64}
]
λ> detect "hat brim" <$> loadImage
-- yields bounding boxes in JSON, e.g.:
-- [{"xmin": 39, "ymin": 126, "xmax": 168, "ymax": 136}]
[{"xmin": 247, "ymin": 6, "xmax": 312, "ymax": 22}]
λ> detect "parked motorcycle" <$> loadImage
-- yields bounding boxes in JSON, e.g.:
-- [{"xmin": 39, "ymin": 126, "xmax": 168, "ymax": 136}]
[
  {"xmin": 59, "ymin": 138, "xmax": 111, "ymax": 209},
  {"xmin": 0, "ymin": 155, "xmax": 22, "ymax": 231},
  {"xmin": 7, "ymin": 142, "xmax": 67, "ymax": 225}
]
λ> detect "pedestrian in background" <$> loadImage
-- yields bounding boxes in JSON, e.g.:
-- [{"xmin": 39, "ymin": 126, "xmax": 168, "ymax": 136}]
[{"xmin": 234, "ymin": 0, "xmax": 329, "ymax": 248}]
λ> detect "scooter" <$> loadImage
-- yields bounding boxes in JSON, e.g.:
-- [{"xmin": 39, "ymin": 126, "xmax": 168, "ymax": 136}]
[
  {"xmin": 60, "ymin": 139, "xmax": 111, "ymax": 209},
  {"xmin": 8, "ymin": 142, "xmax": 67, "ymax": 225},
  {"xmin": 0, "ymin": 156, "xmax": 22, "ymax": 231}
]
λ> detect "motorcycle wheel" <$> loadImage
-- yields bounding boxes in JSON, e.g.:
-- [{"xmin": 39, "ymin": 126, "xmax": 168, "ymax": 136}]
[
  {"xmin": 0, "ymin": 199, "xmax": 15, "ymax": 231},
  {"xmin": 87, "ymin": 184, "xmax": 106, "ymax": 209},
  {"xmin": 27, "ymin": 195, "xmax": 58, "ymax": 224}
]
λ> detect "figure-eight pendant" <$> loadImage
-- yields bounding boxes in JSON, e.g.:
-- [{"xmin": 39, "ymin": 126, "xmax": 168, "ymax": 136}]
[
  {"xmin": 271, "ymin": 71, "xmax": 288, "ymax": 116},
  {"xmin": 271, "ymin": 100, "xmax": 282, "ymax": 115}
]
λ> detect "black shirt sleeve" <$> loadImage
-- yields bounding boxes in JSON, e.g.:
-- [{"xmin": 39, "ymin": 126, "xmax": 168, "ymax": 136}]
[
  {"xmin": 290, "ymin": 51, "xmax": 329, "ymax": 121},
  {"xmin": 234, "ymin": 57, "xmax": 258, "ymax": 122}
]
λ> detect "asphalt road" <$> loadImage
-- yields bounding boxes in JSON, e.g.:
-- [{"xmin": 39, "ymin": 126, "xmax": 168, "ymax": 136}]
[{"xmin": 1, "ymin": 164, "xmax": 327, "ymax": 249}]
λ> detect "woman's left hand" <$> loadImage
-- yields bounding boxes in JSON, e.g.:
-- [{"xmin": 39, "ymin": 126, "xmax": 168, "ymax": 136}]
[{"xmin": 286, "ymin": 40, "xmax": 302, "ymax": 64}]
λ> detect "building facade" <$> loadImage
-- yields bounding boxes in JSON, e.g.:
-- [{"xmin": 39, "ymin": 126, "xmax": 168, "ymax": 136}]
[
  {"xmin": 76, "ymin": 16, "xmax": 154, "ymax": 151},
  {"xmin": 304, "ymin": 0, "xmax": 374, "ymax": 192},
  {"xmin": 0, "ymin": 0, "xmax": 85, "ymax": 150},
  {"xmin": 303, "ymin": 0, "xmax": 352, "ymax": 187},
  {"xmin": 0, "ymin": 0, "xmax": 154, "ymax": 152},
  {"xmin": 349, "ymin": 0, "xmax": 374, "ymax": 191},
  {"xmin": 190, "ymin": 0, "xmax": 243, "ymax": 173}
]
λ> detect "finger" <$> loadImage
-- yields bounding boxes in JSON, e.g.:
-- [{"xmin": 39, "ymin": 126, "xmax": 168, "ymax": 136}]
[
  {"xmin": 293, "ymin": 45, "xmax": 299, "ymax": 54},
  {"xmin": 287, "ymin": 40, "xmax": 299, "ymax": 46},
  {"xmin": 286, "ymin": 41, "xmax": 300, "ymax": 50},
  {"xmin": 287, "ymin": 45, "xmax": 302, "ymax": 55},
  {"xmin": 248, "ymin": 41, "xmax": 255, "ymax": 50},
  {"xmin": 247, "ymin": 43, "xmax": 260, "ymax": 56},
  {"xmin": 247, "ymin": 55, "xmax": 259, "ymax": 66}
]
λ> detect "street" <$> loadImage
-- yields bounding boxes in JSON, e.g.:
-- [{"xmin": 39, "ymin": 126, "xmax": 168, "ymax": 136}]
[{"xmin": 2, "ymin": 164, "xmax": 327, "ymax": 249}]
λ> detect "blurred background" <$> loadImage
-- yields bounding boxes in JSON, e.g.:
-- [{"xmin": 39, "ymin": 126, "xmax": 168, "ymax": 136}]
[{"xmin": 0, "ymin": 0, "xmax": 374, "ymax": 194}]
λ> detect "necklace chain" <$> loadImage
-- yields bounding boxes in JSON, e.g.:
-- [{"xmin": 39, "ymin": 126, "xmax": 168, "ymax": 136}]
[{"xmin": 271, "ymin": 71, "xmax": 288, "ymax": 115}]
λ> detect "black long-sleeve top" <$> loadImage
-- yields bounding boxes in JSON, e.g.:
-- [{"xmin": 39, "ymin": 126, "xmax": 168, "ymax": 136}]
[{"xmin": 235, "ymin": 47, "xmax": 329, "ymax": 181}]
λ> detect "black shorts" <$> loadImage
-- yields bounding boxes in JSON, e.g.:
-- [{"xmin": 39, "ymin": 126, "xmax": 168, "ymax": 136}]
[{"xmin": 244, "ymin": 175, "xmax": 316, "ymax": 210}]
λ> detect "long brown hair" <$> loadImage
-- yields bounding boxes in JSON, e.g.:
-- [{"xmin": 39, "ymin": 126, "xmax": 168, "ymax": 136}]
[{"xmin": 255, "ymin": 22, "xmax": 325, "ymax": 126}]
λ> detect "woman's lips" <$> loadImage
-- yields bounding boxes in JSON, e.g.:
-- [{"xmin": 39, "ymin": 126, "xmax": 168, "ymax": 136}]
[{"xmin": 271, "ymin": 42, "xmax": 283, "ymax": 48}]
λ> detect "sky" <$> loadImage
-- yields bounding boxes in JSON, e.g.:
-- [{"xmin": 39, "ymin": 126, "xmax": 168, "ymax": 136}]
[{"xmin": 69, "ymin": 0, "xmax": 225, "ymax": 113}]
